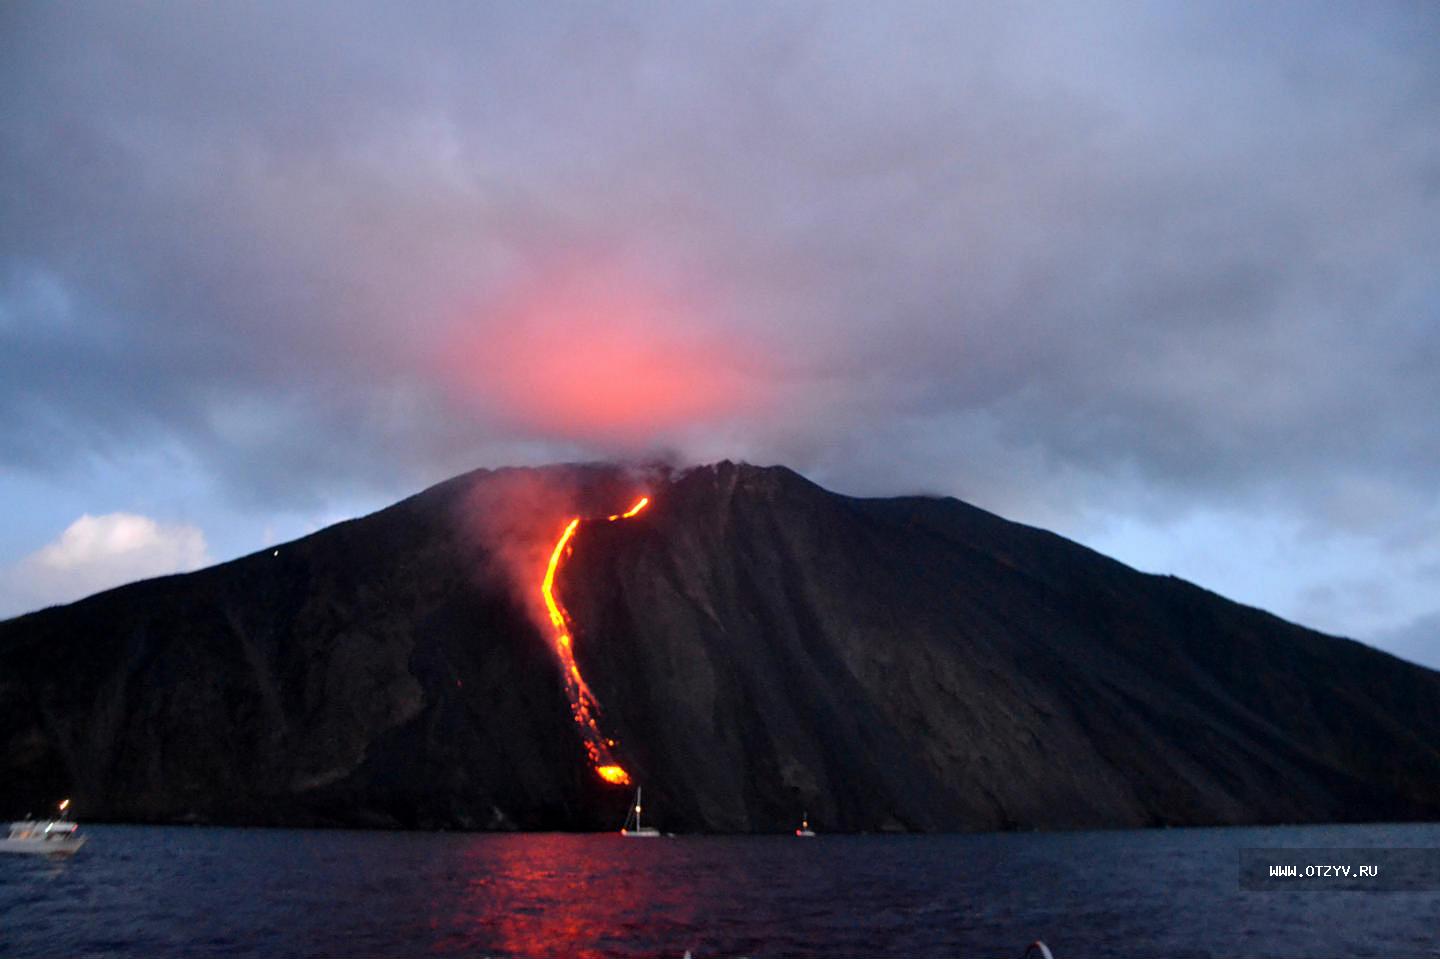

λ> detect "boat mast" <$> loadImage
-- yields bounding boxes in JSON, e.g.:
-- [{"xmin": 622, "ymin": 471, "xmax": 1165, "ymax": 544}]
[{"xmin": 635, "ymin": 787, "xmax": 643, "ymax": 832}]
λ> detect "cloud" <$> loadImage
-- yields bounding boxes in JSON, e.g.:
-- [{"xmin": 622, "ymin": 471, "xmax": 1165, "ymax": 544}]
[
  {"xmin": 1, "ymin": 513, "xmax": 210, "ymax": 617},
  {"xmin": 1, "ymin": 2, "xmax": 1434, "ymax": 513},
  {"xmin": 0, "ymin": 2, "xmax": 1438, "ymax": 646},
  {"xmin": 1372, "ymin": 612, "xmax": 1440, "ymax": 672},
  {"xmin": 438, "ymin": 263, "xmax": 773, "ymax": 447}
]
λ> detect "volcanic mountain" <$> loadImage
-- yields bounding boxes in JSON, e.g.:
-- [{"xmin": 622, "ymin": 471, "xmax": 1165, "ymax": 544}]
[{"xmin": 3, "ymin": 461, "xmax": 1438, "ymax": 832}]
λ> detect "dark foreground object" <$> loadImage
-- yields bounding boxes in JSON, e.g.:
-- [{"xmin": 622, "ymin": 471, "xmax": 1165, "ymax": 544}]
[
  {"xmin": 3, "ymin": 461, "xmax": 1440, "ymax": 830},
  {"xmin": 2, "ymin": 823, "xmax": 1438, "ymax": 959}
]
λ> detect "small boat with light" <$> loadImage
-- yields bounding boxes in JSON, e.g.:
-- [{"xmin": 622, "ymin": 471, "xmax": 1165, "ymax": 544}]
[
  {"xmin": 1, "ymin": 800, "xmax": 87, "ymax": 857},
  {"xmin": 620, "ymin": 787, "xmax": 661, "ymax": 837},
  {"xmin": 795, "ymin": 812, "xmax": 816, "ymax": 837}
]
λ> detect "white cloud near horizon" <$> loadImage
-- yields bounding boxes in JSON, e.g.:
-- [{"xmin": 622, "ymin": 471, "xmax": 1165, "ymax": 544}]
[{"xmin": 1, "ymin": 513, "xmax": 210, "ymax": 617}]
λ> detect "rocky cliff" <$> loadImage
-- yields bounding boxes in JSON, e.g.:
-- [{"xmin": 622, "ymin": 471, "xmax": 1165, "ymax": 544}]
[{"xmin": 3, "ymin": 462, "xmax": 1438, "ymax": 832}]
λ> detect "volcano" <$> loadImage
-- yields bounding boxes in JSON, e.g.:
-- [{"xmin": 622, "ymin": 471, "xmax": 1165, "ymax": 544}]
[{"xmin": 3, "ymin": 461, "xmax": 1439, "ymax": 832}]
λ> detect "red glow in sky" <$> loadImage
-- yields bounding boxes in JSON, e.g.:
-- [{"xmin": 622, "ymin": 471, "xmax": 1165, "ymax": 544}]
[{"xmin": 444, "ymin": 267, "xmax": 766, "ymax": 441}]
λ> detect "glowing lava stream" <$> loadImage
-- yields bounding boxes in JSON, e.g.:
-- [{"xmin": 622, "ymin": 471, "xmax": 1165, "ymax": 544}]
[{"xmin": 541, "ymin": 496, "xmax": 650, "ymax": 785}]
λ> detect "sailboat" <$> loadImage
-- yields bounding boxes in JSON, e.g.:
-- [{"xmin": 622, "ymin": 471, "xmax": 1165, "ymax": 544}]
[
  {"xmin": 620, "ymin": 787, "xmax": 661, "ymax": 837},
  {"xmin": 795, "ymin": 811, "xmax": 816, "ymax": 837}
]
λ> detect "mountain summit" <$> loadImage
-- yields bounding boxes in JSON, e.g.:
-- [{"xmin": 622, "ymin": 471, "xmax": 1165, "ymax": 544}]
[{"xmin": 3, "ymin": 461, "xmax": 1438, "ymax": 831}]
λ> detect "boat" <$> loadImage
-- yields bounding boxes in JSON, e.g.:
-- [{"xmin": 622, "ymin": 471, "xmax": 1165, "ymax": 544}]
[
  {"xmin": 795, "ymin": 811, "xmax": 816, "ymax": 837},
  {"xmin": 1, "ymin": 799, "xmax": 87, "ymax": 857},
  {"xmin": 620, "ymin": 787, "xmax": 661, "ymax": 837}
]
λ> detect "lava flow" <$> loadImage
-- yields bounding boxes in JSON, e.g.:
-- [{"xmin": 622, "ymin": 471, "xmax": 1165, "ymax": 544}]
[{"xmin": 541, "ymin": 496, "xmax": 650, "ymax": 785}]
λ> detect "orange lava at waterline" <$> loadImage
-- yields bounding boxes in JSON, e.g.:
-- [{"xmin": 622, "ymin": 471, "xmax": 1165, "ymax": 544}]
[{"xmin": 541, "ymin": 496, "xmax": 650, "ymax": 785}]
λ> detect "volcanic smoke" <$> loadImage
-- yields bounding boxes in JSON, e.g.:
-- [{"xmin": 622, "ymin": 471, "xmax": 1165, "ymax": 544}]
[{"xmin": 541, "ymin": 496, "xmax": 650, "ymax": 785}]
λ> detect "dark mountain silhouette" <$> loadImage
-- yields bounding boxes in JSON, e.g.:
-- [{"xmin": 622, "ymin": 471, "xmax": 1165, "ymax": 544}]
[{"xmin": 3, "ymin": 461, "xmax": 1438, "ymax": 832}]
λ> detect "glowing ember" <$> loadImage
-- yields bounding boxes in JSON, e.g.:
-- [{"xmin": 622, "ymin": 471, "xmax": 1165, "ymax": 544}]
[{"xmin": 540, "ymin": 496, "xmax": 650, "ymax": 785}]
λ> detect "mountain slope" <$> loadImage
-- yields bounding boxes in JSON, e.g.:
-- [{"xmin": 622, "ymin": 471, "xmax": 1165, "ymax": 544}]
[{"xmin": 3, "ymin": 462, "xmax": 1437, "ymax": 831}]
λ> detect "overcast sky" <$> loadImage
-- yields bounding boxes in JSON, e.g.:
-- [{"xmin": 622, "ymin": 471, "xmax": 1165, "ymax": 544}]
[{"xmin": 3, "ymin": 2, "xmax": 1438, "ymax": 667}]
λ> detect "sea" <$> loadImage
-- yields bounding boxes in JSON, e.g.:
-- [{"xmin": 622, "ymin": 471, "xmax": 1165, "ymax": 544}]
[{"xmin": 2, "ymin": 822, "xmax": 1437, "ymax": 958}]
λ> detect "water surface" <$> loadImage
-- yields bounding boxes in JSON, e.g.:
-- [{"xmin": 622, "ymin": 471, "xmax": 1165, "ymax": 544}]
[{"xmin": 2, "ymin": 822, "xmax": 1437, "ymax": 957}]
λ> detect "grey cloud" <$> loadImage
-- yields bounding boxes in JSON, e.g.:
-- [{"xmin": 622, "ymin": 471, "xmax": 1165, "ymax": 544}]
[
  {"xmin": 1373, "ymin": 612, "xmax": 1440, "ymax": 672},
  {"xmin": 3, "ymin": 1, "xmax": 1439, "ymax": 544}
]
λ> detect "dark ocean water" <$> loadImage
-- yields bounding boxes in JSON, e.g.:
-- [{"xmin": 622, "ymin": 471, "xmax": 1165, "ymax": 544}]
[{"xmin": 1, "ymin": 822, "xmax": 1437, "ymax": 958}]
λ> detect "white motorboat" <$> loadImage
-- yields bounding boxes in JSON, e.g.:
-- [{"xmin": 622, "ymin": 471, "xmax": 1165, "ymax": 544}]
[
  {"xmin": 2, "ymin": 800, "xmax": 87, "ymax": 857},
  {"xmin": 620, "ymin": 787, "xmax": 661, "ymax": 837}
]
